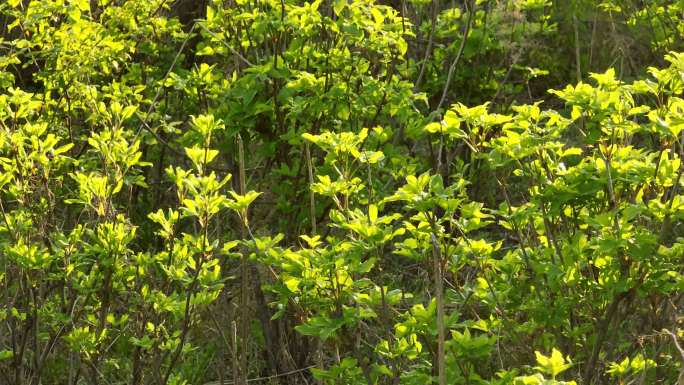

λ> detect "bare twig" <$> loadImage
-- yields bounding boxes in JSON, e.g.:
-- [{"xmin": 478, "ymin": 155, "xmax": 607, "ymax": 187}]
[
  {"xmin": 136, "ymin": 23, "xmax": 197, "ymax": 137},
  {"xmin": 573, "ymin": 14, "xmax": 582, "ymax": 82},
  {"xmin": 198, "ymin": 22, "xmax": 254, "ymax": 67},
  {"xmin": 237, "ymin": 133, "xmax": 249, "ymax": 385},
  {"xmin": 435, "ymin": 0, "xmax": 474, "ymax": 113},
  {"xmin": 305, "ymin": 142, "xmax": 317, "ymax": 235},
  {"xmin": 663, "ymin": 329, "xmax": 684, "ymax": 363},
  {"xmin": 430, "ymin": 231, "xmax": 445, "ymax": 385},
  {"xmin": 415, "ymin": 0, "xmax": 439, "ymax": 89}
]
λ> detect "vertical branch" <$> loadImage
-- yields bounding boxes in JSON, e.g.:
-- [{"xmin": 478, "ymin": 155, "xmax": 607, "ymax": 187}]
[
  {"xmin": 414, "ymin": 0, "xmax": 438, "ymax": 89},
  {"xmin": 572, "ymin": 13, "xmax": 582, "ymax": 83},
  {"xmin": 305, "ymin": 141, "xmax": 323, "ymax": 384},
  {"xmin": 660, "ymin": 132, "xmax": 684, "ymax": 242},
  {"xmin": 232, "ymin": 320, "xmax": 239, "ymax": 385},
  {"xmin": 237, "ymin": 133, "xmax": 249, "ymax": 385},
  {"xmin": 588, "ymin": 10, "xmax": 597, "ymax": 72},
  {"xmin": 305, "ymin": 142, "xmax": 316, "ymax": 235},
  {"xmin": 583, "ymin": 294, "xmax": 625, "ymax": 384},
  {"xmin": 430, "ymin": 231, "xmax": 445, "ymax": 385},
  {"xmin": 435, "ymin": 0, "xmax": 473, "ymax": 113}
]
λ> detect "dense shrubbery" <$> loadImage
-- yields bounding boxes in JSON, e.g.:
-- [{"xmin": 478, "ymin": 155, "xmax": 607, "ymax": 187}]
[{"xmin": 0, "ymin": 1, "xmax": 683, "ymax": 384}]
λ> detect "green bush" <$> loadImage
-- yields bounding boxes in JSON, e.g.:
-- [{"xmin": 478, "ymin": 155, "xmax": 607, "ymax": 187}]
[{"xmin": 0, "ymin": 1, "xmax": 682, "ymax": 384}]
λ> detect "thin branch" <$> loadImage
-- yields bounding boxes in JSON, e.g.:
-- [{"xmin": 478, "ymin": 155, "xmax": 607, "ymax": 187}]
[
  {"xmin": 197, "ymin": 22, "xmax": 254, "ymax": 67},
  {"xmin": 435, "ymin": 0, "xmax": 473, "ymax": 113},
  {"xmin": 573, "ymin": 14, "xmax": 582, "ymax": 82},
  {"xmin": 414, "ymin": 0, "xmax": 439, "ymax": 89},
  {"xmin": 136, "ymin": 23, "xmax": 197, "ymax": 137},
  {"xmin": 662, "ymin": 329, "xmax": 684, "ymax": 364},
  {"xmin": 305, "ymin": 142, "xmax": 317, "ymax": 235},
  {"xmin": 429, "ymin": 230, "xmax": 445, "ymax": 385}
]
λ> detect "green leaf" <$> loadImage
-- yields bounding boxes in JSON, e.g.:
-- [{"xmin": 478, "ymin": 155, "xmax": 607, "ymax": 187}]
[
  {"xmin": 185, "ymin": 146, "xmax": 219, "ymax": 169},
  {"xmin": 535, "ymin": 348, "xmax": 572, "ymax": 378}
]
